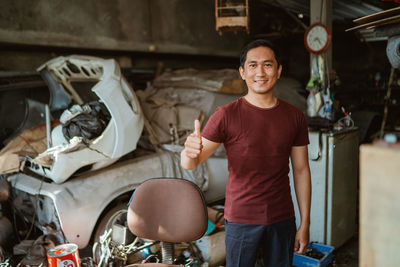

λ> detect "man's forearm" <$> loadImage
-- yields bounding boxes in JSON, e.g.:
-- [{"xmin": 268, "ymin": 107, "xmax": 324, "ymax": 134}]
[
  {"xmin": 291, "ymin": 145, "xmax": 311, "ymax": 254},
  {"xmin": 293, "ymin": 168, "xmax": 311, "ymax": 227}
]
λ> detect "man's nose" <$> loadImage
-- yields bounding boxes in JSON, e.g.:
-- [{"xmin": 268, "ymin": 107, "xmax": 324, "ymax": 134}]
[{"xmin": 256, "ymin": 65, "xmax": 266, "ymax": 75}]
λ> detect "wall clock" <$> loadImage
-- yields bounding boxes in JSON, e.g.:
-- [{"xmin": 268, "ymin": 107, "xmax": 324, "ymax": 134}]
[{"xmin": 304, "ymin": 23, "xmax": 332, "ymax": 54}]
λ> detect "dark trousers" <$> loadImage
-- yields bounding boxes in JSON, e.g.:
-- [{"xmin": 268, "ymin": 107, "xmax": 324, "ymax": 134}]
[{"xmin": 225, "ymin": 217, "xmax": 296, "ymax": 267}]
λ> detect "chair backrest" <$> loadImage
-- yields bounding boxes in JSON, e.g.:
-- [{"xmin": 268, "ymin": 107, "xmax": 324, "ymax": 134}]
[{"xmin": 127, "ymin": 178, "xmax": 208, "ymax": 243}]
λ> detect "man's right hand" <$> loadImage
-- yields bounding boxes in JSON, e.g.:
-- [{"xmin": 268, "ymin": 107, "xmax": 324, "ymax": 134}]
[
  {"xmin": 183, "ymin": 119, "xmax": 203, "ymax": 159},
  {"xmin": 181, "ymin": 119, "xmax": 221, "ymax": 170}
]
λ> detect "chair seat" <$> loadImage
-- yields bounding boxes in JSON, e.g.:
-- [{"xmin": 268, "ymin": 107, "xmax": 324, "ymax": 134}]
[{"xmin": 126, "ymin": 178, "xmax": 208, "ymax": 266}]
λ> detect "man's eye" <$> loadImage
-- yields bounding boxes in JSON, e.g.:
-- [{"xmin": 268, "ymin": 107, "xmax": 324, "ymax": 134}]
[
  {"xmin": 264, "ymin": 63, "xmax": 272, "ymax": 67},
  {"xmin": 249, "ymin": 64, "xmax": 256, "ymax": 68}
]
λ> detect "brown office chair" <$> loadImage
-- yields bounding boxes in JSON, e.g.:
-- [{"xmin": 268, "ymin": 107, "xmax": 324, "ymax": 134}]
[{"xmin": 126, "ymin": 178, "xmax": 208, "ymax": 266}]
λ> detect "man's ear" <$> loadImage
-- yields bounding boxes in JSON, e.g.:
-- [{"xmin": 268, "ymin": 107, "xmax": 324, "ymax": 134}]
[{"xmin": 239, "ymin": 66, "xmax": 245, "ymax": 80}]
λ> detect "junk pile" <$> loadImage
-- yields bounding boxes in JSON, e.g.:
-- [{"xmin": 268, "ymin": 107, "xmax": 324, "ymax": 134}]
[
  {"xmin": 0, "ymin": 55, "xmax": 144, "ymax": 184},
  {"xmin": 195, "ymin": 206, "xmax": 226, "ymax": 267},
  {"xmin": 0, "ymin": 205, "xmax": 225, "ymax": 267},
  {"xmin": 137, "ymin": 68, "xmax": 245, "ymax": 146},
  {"xmin": 0, "ymin": 61, "xmax": 248, "ymax": 184},
  {"xmin": 92, "ymin": 228, "xmax": 202, "ymax": 266},
  {"xmin": 90, "ymin": 205, "xmax": 226, "ymax": 266},
  {"xmin": 0, "ymin": 56, "xmax": 242, "ymax": 266}
]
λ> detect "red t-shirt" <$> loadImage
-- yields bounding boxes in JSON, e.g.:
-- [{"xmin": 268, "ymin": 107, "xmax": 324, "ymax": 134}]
[{"xmin": 202, "ymin": 97, "xmax": 309, "ymax": 225}]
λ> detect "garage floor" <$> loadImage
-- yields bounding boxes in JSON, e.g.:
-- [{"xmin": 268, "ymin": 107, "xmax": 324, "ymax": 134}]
[
  {"xmin": 331, "ymin": 236, "xmax": 358, "ymax": 267},
  {"xmin": 81, "ymin": 237, "xmax": 359, "ymax": 267},
  {"xmin": 80, "ymin": 238, "xmax": 359, "ymax": 267},
  {"xmin": 6, "ymin": 235, "xmax": 359, "ymax": 266}
]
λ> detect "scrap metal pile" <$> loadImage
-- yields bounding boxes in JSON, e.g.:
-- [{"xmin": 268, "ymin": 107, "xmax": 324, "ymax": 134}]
[{"xmin": 0, "ymin": 55, "xmax": 241, "ymax": 266}]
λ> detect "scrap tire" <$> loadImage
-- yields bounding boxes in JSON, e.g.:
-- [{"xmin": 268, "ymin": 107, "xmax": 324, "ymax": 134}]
[
  {"xmin": 93, "ymin": 202, "xmax": 130, "ymax": 243},
  {"xmin": 92, "ymin": 202, "xmax": 130, "ymax": 262},
  {"xmin": 92, "ymin": 201, "xmax": 150, "ymax": 265}
]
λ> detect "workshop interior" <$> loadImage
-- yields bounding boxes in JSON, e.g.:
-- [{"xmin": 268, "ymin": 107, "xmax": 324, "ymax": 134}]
[{"xmin": 0, "ymin": 0, "xmax": 400, "ymax": 266}]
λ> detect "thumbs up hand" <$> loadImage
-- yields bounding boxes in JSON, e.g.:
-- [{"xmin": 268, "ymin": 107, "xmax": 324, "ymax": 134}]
[{"xmin": 183, "ymin": 119, "xmax": 203, "ymax": 159}]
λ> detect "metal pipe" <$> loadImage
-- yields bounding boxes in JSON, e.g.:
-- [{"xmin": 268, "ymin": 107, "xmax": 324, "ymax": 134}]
[{"xmin": 45, "ymin": 104, "xmax": 52, "ymax": 149}]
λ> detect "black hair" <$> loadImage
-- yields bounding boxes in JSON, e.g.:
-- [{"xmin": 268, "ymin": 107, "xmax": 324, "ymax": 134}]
[{"xmin": 239, "ymin": 39, "xmax": 281, "ymax": 68}]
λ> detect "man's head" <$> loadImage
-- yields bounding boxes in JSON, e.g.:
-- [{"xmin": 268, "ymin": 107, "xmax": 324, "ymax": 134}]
[
  {"xmin": 239, "ymin": 39, "xmax": 282, "ymax": 96},
  {"xmin": 240, "ymin": 39, "xmax": 281, "ymax": 69}
]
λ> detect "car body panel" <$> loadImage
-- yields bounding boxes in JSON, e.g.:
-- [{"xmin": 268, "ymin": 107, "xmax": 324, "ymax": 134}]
[{"xmin": 26, "ymin": 55, "xmax": 144, "ymax": 183}]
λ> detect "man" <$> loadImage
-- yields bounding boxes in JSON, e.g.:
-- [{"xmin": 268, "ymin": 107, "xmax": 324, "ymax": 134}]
[{"xmin": 181, "ymin": 39, "xmax": 311, "ymax": 267}]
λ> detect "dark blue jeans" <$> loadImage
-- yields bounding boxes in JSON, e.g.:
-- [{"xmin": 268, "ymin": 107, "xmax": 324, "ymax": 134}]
[{"xmin": 225, "ymin": 217, "xmax": 296, "ymax": 267}]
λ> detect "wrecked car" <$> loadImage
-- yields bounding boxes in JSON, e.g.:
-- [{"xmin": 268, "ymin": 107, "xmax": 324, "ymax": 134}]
[{"xmin": 1, "ymin": 55, "xmax": 242, "ymax": 252}]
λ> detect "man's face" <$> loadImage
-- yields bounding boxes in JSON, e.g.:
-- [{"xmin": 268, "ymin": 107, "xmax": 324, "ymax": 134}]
[{"xmin": 239, "ymin": 46, "xmax": 282, "ymax": 95}]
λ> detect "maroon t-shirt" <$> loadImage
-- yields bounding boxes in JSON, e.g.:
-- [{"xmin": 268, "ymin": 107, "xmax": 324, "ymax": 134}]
[{"xmin": 202, "ymin": 97, "xmax": 309, "ymax": 225}]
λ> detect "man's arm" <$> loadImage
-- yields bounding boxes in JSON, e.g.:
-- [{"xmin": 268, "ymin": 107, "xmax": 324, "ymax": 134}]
[
  {"xmin": 181, "ymin": 120, "xmax": 221, "ymax": 170},
  {"xmin": 291, "ymin": 145, "xmax": 311, "ymax": 254}
]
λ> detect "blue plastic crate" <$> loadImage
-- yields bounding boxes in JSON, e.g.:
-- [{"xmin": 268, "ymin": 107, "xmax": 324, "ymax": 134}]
[{"xmin": 292, "ymin": 243, "xmax": 334, "ymax": 267}]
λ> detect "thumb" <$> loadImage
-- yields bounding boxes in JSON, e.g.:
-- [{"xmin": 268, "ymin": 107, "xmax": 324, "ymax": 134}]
[
  {"xmin": 294, "ymin": 240, "xmax": 300, "ymax": 252},
  {"xmin": 194, "ymin": 119, "xmax": 201, "ymax": 137}
]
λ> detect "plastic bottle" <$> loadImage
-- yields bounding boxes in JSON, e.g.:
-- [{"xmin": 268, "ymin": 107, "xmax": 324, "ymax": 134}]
[{"xmin": 307, "ymin": 90, "xmax": 317, "ymax": 117}]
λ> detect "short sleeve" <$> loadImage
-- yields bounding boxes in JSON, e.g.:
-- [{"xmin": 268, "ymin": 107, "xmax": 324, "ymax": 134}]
[
  {"xmin": 292, "ymin": 112, "xmax": 309, "ymax": 146},
  {"xmin": 202, "ymin": 107, "xmax": 226, "ymax": 143}
]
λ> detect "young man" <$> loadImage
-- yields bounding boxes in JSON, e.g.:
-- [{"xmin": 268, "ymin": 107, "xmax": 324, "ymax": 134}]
[{"xmin": 181, "ymin": 39, "xmax": 311, "ymax": 267}]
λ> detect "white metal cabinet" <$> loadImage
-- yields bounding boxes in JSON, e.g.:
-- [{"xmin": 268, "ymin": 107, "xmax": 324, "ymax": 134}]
[{"xmin": 290, "ymin": 129, "xmax": 359, "ymax": 248}]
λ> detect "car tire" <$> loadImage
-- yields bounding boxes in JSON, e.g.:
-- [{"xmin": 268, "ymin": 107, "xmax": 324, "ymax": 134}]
[
  {"xmin": 93, "ymin": 202, "xmax": 130, "ymax": 243},
  {"xmin": 92, "ymin": 201, "xmax": 131, "ymax": 263},
  {"xmin": 92, "ymin": 201, "xmax": 154, "ymax": 265}
]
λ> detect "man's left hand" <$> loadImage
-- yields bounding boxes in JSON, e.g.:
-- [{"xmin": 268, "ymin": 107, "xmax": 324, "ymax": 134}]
[{"xmin": 294, "ymin": 226, "xmax": 309, "ymax": 254}]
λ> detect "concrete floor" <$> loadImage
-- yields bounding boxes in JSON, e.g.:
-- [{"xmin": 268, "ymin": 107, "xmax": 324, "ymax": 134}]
[
  {"xmin": 331, "ymin": 236, "xmax": 359, "ymax": 267},
  {"xmin": 78, "ymin": 235, "xmax": 360, "ymax": 267},
  {"xmin": 78, "ymin": 237, "xmax": 361, "ymax": 267},
  {"xmin": 79, "ymin": 238, "xmax": 359, "ymax": 267}
]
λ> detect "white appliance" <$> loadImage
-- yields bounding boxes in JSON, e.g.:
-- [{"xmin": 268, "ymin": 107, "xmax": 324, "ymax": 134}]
[{"xmin": 289, "ymin": 128, "xmax": 359, "ymax": 248}]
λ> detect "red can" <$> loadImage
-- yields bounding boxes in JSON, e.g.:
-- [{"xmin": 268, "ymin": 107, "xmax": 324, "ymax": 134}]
[{"xmin": 47, "ymin": 243, "xmax": 81, "ymax": 267}]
